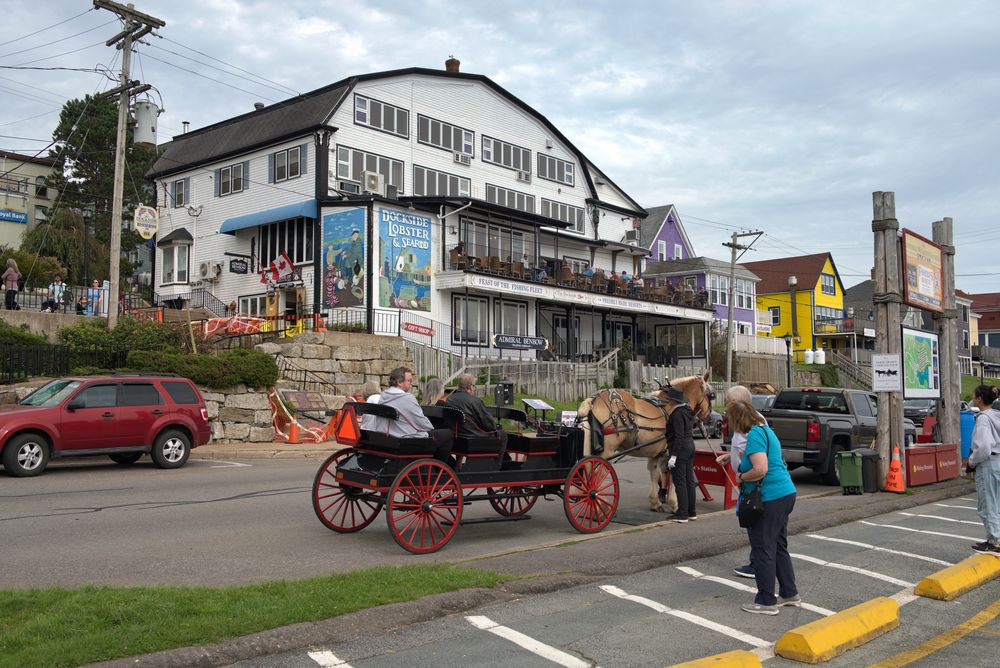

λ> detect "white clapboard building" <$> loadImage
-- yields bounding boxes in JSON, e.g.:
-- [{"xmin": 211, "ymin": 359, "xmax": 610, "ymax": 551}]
[{"xmin": 148, "ymin": 60, "xmax": 713, "ymax": 365}]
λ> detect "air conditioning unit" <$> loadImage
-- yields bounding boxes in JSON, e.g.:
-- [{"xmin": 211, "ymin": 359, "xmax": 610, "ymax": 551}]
[
  {"xmin": 362, "ymin": 171, "xmax": 383, "ymax": 194},
  {"xmin": 623, "ymin": 229, "xmax": 640, "ymax": 244},
  {"xmin": 516, "ymin": 170, "xmax": 531, "ymax": 183},
  {"xmin": 198, "ymin": 261, "xmax": 222, "ymax": 280},
  {"xmin": 384, "ymin": 183, "xmax": 399, "ymax": 199},
  {"xmin": 338, "ymin": 180, "xmax": 360, "ymax": 194},
  {"xmin": 453, "ymin": 151, "xmax": 471, "ymax": 166}
]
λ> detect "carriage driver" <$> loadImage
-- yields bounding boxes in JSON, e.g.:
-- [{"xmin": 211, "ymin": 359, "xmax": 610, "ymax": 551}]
[
  {"xmin": 367, "ymin": 367, "xmax": 435, "ymax": 438},
  {"xmin": 664, "ymin": 385, "xmax": 698, "ymax": 523},
  {"xmin": 444, "ymin": 373, "xmax": 508, "ymax": 450}
]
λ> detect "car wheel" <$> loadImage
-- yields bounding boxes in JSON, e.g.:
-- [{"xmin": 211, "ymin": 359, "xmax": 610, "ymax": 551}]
[
  {"xmin": 2, "ymin": 433, "xmax": 50, "ymax": 477},
  {"xmin": 821, "ymin": 446, "xmax": 842, "ymax": 486},
  {"xmin": 110, "ymin": 453, "xmax": 143, "ymax": 465},
  {"xmin": 711, "ymin": 422, "xmax": 723, "ymax": 439},
  {"xmin": 150, "ymin": 430, "xmax": 191, "ymax": 469}
]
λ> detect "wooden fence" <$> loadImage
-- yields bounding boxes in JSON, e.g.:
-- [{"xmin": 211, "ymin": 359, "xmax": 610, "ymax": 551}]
[{"xmin": 454, "ymin": 350, "xmax": 619, "ymax": 403}]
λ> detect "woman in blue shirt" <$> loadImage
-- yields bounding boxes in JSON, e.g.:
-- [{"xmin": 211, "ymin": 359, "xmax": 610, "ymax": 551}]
[{"xmin": 729, "ymin": 400, "xmax": 799, "ymax": 615}]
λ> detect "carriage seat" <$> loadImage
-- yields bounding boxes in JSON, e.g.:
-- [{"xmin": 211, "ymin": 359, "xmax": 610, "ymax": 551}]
[
  {"xmin": 421, "ymin": 405, "xmax": 465, "ymax": 434},
  {"xmin": 451, "ymin": 406, "xmax": 525, "ymax": 458},
  {"xmin": 348, "ymin": 402, "xmax": 438, "ymax": 458}
]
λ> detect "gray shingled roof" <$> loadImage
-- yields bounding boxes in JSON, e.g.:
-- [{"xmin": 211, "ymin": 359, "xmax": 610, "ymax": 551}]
[
  {"xmin": 644, "ymin": 257, "xmax": 760, "ymax": 281},
  {"xmin": 640, "ymin": 204, "xmax": 674, "ymax": 249},
  {"xmin": 149, "ymin": 83, "xmax": 350, "ymax": 178}
]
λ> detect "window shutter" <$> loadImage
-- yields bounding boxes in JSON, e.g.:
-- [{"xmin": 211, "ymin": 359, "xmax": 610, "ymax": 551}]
[
  {"xmin": 299, "ymin": 144, "xmax": 308, "ymax": 174},
  {"xmin": 214, "ymin": 169, "xmax": 220, "ymax": 197},
  {"xmin": 183, "ymin": 178, "xmax": 190, "ymax": 204},
  {"xmin": 242, "ymin": 161, "xmax": 250, "ymax": 190},
  {"xmin": 268, "ymin": 154, "xmax": 275, "ymax": 183}
]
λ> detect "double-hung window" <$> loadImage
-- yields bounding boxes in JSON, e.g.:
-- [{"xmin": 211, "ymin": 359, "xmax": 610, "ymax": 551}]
[
  {"xmin": 769, "ymin": 306, "xmax": 781, "ymax": 326},
  {"xmin": 161, "ymin": 243, "xmax": 190, "ymax": 285},
  {"xmin": 172, "ymin": 179, "xmax": 187, "ymax": 207},
  {"xmin": 418, "ymin": 114, "xmax": 474, "ymax": 155},
  {"xmin": 482, "ymin": 136, "xmax": 530, "ymax": 172},
  {"xmin": 217, "ymin": 162, "xmax": 246, "ymax": 196},
  {"xmin": 272, "ymin": 146, "xmax": 302, "ymax": 183},
  {"xmin": 657, "ymin": 240, "xmax": 666, "ymax": 261},
  {"xmin": 494, "ymin": 300, "xmax": 528, "ymax": 336},
  {"xmin": 452, "ymin": 295, "xmax": 489, "ymax": 345},
  {"xmin": 537, "ymin": 154, "xmax": 575, "ymax": 186},
  {"xmin": 354, "ymin": 94, "xmax": 409, "ymax": 139},
  {"xmin": 540, "ymin": 199, "xmax": 584, "ymax": 233},
  {"xmin": 821, "ymin": 273, "xmax": 836, "ymax": 295}
]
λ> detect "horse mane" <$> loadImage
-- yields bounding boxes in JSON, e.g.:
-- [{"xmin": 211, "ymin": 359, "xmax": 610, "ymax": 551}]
[{"xmin": 577, "ymin": 396, "xmax": 594, "ymax": 456}]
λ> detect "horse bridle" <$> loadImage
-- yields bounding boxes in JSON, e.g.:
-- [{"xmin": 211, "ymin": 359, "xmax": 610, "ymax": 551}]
[{"xmin": 590, "ymin": 378, "xmax": 715, "ymax": 449}]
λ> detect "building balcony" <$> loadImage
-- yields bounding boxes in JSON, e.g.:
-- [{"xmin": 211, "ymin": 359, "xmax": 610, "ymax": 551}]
[
  {"xmin": 814, "ymin": 316, "xmax": 876, "ymax": 336},
  {"xmin": 973, "ymin": 345, "xmax": 1000, "ymax": 364}
]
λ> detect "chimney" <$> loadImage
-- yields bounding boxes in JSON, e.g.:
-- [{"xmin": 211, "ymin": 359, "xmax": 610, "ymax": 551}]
[
  {"xmin": 254, "ymin": 102, "xmax": 265, "ymax": 111},
  {"xmin": 182, "ymin": 121, "xmax": 190, "ymax": 133},
  {"xmin": 445, "ymin": 55, "xmax": 460, "ymax": 73}
]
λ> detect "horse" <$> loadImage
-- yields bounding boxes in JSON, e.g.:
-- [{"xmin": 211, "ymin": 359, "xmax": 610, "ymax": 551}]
[{"xmin": 576, "ymin": 373, "xmax": 715, "ymax": 514}]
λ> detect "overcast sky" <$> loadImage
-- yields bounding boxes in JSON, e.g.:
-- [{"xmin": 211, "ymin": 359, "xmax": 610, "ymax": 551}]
[{"xmin": 2, "ymin": 1, "xmax": 997, "ymax": 293}]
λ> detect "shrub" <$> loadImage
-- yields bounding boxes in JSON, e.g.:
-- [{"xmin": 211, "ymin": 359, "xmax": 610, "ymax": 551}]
[
  {"xmin": 126, "ymin": 349, "xmax": 278, "ymax": 389},
  {"xmin": 0, "ymin": 321, "xmax": 48, "ymax": 346},
  {"xmin": 58, "ymin": 317, "xmax": 180, "ymax": 353}
]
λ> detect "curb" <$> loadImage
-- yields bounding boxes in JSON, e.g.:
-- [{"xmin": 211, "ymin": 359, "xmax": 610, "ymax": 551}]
[
  {"xmin": 774, "ymin": 596, "xmax": 899, "ymax": 664},
  {"xmin": 914, "ymin": 554, "xmax": 1000, "ymax": 601},
  {"xmin": 671, "ymin": 650, "xmax": 762, "ymax": 667},
  {"xmin": 192, "ymin": 446, "xmax": 338, "ymax": 460}
]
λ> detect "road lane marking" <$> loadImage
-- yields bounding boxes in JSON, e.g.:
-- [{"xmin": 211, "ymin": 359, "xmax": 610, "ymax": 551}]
[
  {"xmin": 868, "ymin": 597, "xmax": 1000, "ymax": 667},
  {"xmin": 959, "ymin": 497, "xmax": 977, "ymax": 502},
  {"xmin": 676, "ymin": 566, "xmax": 835, "ymax": 616},
  {"xmin": 859, "ymin": 520, "xmax": 980, "ymax": 542},
  {"xmin": 806, "ymin": 534, "xmax": 953, "ymax": 566},
  {"xmin": 791, "ymin": 553, "xmax": 914, "ymax": 587},
  {"xmin": 209, "ymin": 460, "xmax": 252, "ymax": 468},
  {"xmin": 308, "ymin": 650, "xmax": 353, "ymax": 667},
  {"xmin": 465, "ymin": 615, "xmax": 593, "ymax": 667},
  {"xmin": 889, "ymin": 587, "xmax": 920, "ymax": 606},
  {"xmin": 897, "ymin": 511, "xmax": 980, "ymax": 526},
  {"xmin": 933, "ymin": 503, "xmax": 978, "ymax": 511},
  {"xmin": 600, "ymin": 584, "xmax": 774, "ymax": 658}
]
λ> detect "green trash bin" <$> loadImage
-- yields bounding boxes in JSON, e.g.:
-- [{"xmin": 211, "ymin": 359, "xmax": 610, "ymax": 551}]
[{"xmin": 836, "ymin": 450, "xmax": 864, "ymax": 495}]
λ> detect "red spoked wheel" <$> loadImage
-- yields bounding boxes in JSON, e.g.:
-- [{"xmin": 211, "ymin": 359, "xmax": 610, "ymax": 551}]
[
  {"xmin": 563, "ymin": 456, "xmax": 619, "ymax": 533},
  {"xmin": 487, "ymin": 486, "xmax": 540, "ymax": 516},
  {"xmin": 312, "ymin": 448, "xmax": 383, "ymax": 533},
  {"xmin": 386, "ymin": 459, "xmax": 463, "ymax": 554}
]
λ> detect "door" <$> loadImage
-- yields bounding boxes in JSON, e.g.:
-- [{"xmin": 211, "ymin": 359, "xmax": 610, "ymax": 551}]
[
  {"xmin": 117, "ymin": 382, "xmax": 165, "ymax": 446},
  {"xmin": 850, "ymin": 392, "xmax": 878, "ymax": 446},
  {"xmin": 60, "ymin": 383, "xmax": 120, "ymax": 450}
]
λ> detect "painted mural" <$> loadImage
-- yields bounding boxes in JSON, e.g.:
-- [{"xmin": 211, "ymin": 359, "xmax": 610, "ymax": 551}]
[
  {"xmin": 379, "ymin": 207, "xmax": 432, "ymax": 311},
  {"xmin": 322, "ymin": 208, "xmax": 365, "ymax": 308}
]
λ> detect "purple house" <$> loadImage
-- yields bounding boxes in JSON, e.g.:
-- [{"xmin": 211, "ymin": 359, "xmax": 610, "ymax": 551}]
[{"xmin": 641, "ymin": 205, "xmax": 761, "ymax": 335}]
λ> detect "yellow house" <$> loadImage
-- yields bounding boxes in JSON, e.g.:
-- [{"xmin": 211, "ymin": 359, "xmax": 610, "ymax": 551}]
[{"xmin": 742, "ymin": 252, "xmax": 846, "ymax": 361}]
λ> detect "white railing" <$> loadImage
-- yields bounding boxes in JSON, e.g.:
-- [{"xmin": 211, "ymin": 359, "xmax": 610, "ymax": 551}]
[{"xmin": 732, "ymin": 333, "xmax": 787, "ymax": 356}]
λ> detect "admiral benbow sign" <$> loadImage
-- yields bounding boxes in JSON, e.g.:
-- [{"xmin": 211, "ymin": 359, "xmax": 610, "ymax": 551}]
[
  {"xmin": 492, "ymin": 334, "xmax": 547, "ymax": 350},
  {"xmin": 133, "ymin": 205, "xmax": 159, "ymax": 240}
]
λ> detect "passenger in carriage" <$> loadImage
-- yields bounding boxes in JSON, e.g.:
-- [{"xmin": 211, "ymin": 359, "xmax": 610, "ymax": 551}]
[
  {"xmin": 421, "ymin": 378, "xmax": 447, "ymax": 406},
  {"xmin": 446, "ymin": 373, "xmax": 507, "ymax": 449},
  {"xmin": 368, "ymin": 367, "xmax": 434, "ymax": 438}
]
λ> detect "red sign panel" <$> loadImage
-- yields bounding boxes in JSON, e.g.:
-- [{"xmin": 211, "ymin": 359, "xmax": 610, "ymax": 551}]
[
  {"xmin": 693, "ymin": 450, "xmax": 739, "ymax": 509},
  {"xmin": 403, "ymin": 322, "xmax": 433, "ymax": 337}
]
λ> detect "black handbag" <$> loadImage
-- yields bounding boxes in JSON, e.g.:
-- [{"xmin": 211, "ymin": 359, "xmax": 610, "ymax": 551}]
[{"xmin": 738, "ymin": 483, "xmax": 764, "ymax": 528}]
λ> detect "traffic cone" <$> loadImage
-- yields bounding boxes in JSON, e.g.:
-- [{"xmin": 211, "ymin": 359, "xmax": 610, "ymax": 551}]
[
  {"xmin": 886, "ymin": 445, "xmax": 905, "ymax": 493},
  {"xmin": 288, "ymin": 419, "xmax": 301, "ymax": 445}
]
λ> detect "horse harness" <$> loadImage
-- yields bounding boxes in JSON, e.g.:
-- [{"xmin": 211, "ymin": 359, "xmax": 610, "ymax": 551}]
[{"xmin": 595, "ymin": 389, "xmax": 672, "ymax": 454}]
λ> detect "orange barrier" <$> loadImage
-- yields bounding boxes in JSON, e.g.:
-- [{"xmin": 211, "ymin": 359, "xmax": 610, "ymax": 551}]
[{"xmin": 886, "ymin": 445, "xmax": 905, "ymax": 493}]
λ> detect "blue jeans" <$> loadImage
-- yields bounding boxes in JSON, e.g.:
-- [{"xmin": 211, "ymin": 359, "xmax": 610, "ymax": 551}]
[
  {"xmin": 747, "ymin": 492, "xmax": 797, "ymax": 605},
  {"xmin": 975, "ymin": 457, "xmax": 1000, "ymax": 544}
]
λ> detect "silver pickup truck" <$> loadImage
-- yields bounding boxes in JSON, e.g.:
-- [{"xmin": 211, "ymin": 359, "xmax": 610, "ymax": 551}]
[{"xmin": 762, "ymin": 388, "xmax": 916, "ymax": 485}]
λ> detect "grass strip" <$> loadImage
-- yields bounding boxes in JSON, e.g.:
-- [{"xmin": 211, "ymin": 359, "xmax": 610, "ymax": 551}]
[{"xmin": 0, "ymin": 564, "xmax": 511, "ymax": 668}]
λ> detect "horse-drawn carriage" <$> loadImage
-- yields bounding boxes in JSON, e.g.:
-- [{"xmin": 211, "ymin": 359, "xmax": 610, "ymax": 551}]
[{"xmin": 311, "ymin": 402, "xmax": 620, "ymax": 553}]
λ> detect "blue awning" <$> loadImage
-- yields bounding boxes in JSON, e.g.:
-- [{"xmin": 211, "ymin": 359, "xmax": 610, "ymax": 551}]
[{"xmin": 219, "ymin": 199, "xmax": 316, "ymax": 234}]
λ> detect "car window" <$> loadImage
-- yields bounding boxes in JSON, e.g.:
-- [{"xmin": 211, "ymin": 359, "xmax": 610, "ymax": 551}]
[
  {"xmin": 773, "ymin": 391, "xmax": 849, "ymax": 414},
  {"xmin": 867, "ymin": 395, "xmax": 879, "ymax": 417},
  {"xmin": 162, "ymin": 381, "xmax": 199, "ymax": 404},
  {"xmin": 852, "ymin": 393, "xmax": 873, "ymax": 418},
  {"xmin": 73, "ymin": 384, "xmax": 117, "ymax": 408},
  {"xmin": 120, "ymin": 383, "xmax": 163, "ymax": 407},
  {"xmin": 19, "ymin": 380, "xmax": 82, "ymax": 406}
]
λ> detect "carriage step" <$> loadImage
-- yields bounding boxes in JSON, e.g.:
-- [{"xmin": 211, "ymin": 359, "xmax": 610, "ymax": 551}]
[{"xmin": 445, "ymin": 515, "xmax": 533, "ymax": 526}]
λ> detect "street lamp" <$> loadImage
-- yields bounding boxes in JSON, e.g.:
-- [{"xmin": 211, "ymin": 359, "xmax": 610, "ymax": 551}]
[
  {"xmin": 81, "ymin": 206, "xmax": 93, "ymax": 289},
  {"xmin": 782, "ymin": 332, "xmax": 793, "ymax": 388}
]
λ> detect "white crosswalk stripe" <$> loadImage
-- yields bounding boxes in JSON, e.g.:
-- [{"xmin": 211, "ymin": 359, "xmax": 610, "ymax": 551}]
[
  {"xmin": 466, "ymin": 615, "xmax": 594, "ymax": 668},
  {"xmin": 933, "ymin": 503, "xmax": 978, "ymax": 511},
  {"xmin": 898, "ymin": 511, "xmax": 981, "ymax": 526},
  {"xmin": 791, "ymin": 553, "xmax": 914, "ymax": 587},
  {"xmin": 308, "ymin": 650, "xmax": 353, "ymax": 667},
  {"xmin": 806, "ymin": 533, "xmax": 952, "ymax": 566},
  {"xmin": 676, "ymin": 566, "xmax": 835, "ymax": 616},
  {"xmin": 860, "ymin": 520, "xmax": 980, "ymax": 541}
]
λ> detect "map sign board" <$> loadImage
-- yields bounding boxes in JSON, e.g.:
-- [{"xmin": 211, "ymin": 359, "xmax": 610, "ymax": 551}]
[
  {"xmin": 901, "ymin": 229, "xmax": 944, "ymax": 313},
  {"xmin": 871, "ymin": 354, "xmax": 902, "ymax": 392},
  {"xmin": 901, "ymin": 326, "xmax": 940, "ymax": 399}
]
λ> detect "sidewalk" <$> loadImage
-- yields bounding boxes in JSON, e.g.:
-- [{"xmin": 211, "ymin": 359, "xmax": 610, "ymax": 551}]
[{"xmin": 191, "ymin": 440, "xmax": 340, "ymax": 460}]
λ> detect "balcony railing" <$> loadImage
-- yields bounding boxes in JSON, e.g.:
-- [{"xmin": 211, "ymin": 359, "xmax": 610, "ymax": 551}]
[
  {"xmin": 813, "ymin": 316, "xmax": 876, "ymax": 335},
  {"xmin": 447, "ymin": 254, "xmax": 712, "ymax": 310},
  {"xmin": 973, "ymin": 345, "xmax": 1000, "ymax": 364}
]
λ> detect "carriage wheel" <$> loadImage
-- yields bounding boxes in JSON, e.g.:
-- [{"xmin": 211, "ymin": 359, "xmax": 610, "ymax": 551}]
[
  {"xmin": 312, "ymin": 448, "xmax": 383, "ymax": 533},
  {"xmin": 386, "ymin": 459, "xmax": 463, "ymax": 554},
  {"xmin": 563, "ymin": 456, "xmax": 619, "ymax": 533},
  {"xmin": 487, "ymin": 486, "xmax": 540, "ymax": 516}
]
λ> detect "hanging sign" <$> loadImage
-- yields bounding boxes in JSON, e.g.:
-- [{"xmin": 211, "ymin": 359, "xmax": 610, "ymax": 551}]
[
  {"xmin": 133, "ymin": 205, "xmax": 159, "ymax": 240},
  {"xmin": 871, "ymin": 354, "xmax": 902, "ymax": 392},
  {"xmin": 492, "ymin": 334, "xmax": 547, "ymax": 350},
  {"xmin": 229, "ymin": 258, "xmax": 249, "ymax": 274},
  {"xmin": 901, "ymin": 229, "xmax": 944, "ymax": 313}
]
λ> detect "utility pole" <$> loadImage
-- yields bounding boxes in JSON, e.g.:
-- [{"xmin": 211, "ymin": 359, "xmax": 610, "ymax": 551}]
[
  {"xmin": 723, "ymin": 230, "xmax": 762, "ymax": 383},
  {"xmin": 94, "ymin": 0, "xmax": 164, "ymax": 328}
]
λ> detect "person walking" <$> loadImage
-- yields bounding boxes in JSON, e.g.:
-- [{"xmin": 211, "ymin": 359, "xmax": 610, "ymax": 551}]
[
  {"xmin": 728, "ymin": 399, "xmax": 799, "ymax": 615},
  {"xmin": 716, "ymin": 385, "xmax": 762, "ymax": 578},
  {"xmin": 968, "ymin": 384, "xmax": 1000, "ymax": 556},
  {"xmin": 3, "ymin": 259, "xmax": 20, "ymax": 310},
  {"xmin": 665, "ymin": 385, "xmax": 697, "ymax": 523}
]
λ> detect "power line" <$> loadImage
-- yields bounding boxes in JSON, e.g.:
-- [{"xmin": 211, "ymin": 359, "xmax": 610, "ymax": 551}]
[
  {"xmin": 0, "ymin": 7, "xmax": 96, "ymax": 48},
  {"xmin": 138, "ymin": 50, "xmax": 280, "ymax": 103},
  {"xmin": 146, "ymin": 41, "xmax": 298, "ymax": 98},
  {"xmin": 15, "ymin": 40, "xmax": 107, "ymax": 67},
  {"xmin": 0, "ymin": 134, "xmax": 50, "ymax": 142},
  {"xmin": 0, "ymin": 19, "xmax": 117, "ymax": 60},
  {"xmin": 159, "ymin": 34, "xmax": 300, "ymax": 96}
]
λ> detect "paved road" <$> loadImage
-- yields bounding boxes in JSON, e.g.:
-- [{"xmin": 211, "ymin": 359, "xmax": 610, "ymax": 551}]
[
  {"xmin": 228, "ymin": 494, "xmax": 1000, "ymax": 668},
  {"xmin": 1, "ymin": 442, "xmax": 830, "ymax": 589}
]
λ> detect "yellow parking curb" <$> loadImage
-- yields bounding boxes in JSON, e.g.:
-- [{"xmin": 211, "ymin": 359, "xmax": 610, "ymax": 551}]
[
  {"xmin": 914, "ymin": 554, "xmax": 1000, "ymax": 601},
  {"xmin": 775, "ymin": 596, "xmax": 899, "ymax": 664},
  {"xmin": 670, "ymin": 650, "xmax": 762, "ymax": 667}
]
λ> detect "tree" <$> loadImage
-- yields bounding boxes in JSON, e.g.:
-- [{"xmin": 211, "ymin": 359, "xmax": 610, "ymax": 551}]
[{"xmin": 25, "ymin": 94, "xmax": 158, "ymax": 284}]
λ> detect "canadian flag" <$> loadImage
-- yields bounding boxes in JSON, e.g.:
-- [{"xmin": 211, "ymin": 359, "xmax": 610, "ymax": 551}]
[{"xmin": 260, "ymin": 252, "xmax": 295, "ymax": 283}]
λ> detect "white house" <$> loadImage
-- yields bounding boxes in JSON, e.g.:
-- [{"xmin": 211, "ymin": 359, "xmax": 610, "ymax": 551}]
[{"xmin": 148, "ymin": 60, "xmax": 713, "ymax": 365}]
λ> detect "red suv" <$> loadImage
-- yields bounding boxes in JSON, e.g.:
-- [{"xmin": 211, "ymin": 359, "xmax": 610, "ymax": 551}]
[{"xmin": 0, "ymin": 374, "xmax": 212, "ymax": 477}]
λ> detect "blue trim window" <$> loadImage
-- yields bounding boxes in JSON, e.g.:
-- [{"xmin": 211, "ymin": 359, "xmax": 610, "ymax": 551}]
[
  {"xmin": 821, "ymin": 273, "xmax": 836, "ymax": 295},
  {"xmin": 218, "ymin": 162, "xmax": 245, "ymax": 197}
]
